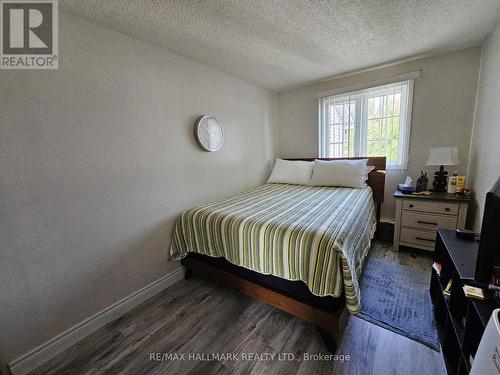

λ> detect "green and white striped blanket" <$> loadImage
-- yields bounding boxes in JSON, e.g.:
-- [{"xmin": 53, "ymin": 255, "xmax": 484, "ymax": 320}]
[{"xmin": 170, "ymin": 183, "xmax": 376, "ymax": 313}]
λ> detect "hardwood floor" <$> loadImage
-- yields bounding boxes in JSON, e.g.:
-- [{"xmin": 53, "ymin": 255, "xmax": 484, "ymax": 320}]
[{"xmin": 30, "ymin": 243, "xmax": 446, "ymax": 375}]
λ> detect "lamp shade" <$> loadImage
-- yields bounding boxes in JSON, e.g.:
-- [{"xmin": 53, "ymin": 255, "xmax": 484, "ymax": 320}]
[{"xmin": 426, "ymin": 147, "xmax": 460, "ymax": 166}]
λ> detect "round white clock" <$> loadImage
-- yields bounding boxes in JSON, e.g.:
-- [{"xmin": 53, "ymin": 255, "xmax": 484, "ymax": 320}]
[{"xmin": 194, "ymin": 115, "xmax": 224, "ymax": 152}]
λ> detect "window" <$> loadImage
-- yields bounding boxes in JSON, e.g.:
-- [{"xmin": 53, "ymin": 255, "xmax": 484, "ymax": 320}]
[{"xmin": 318, "ymin": 80, "xmax": 414, "ymax": 170}]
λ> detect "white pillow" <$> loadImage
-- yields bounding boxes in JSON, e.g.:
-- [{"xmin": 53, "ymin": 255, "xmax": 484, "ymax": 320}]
[
  {"xmin": 267, "ymin": 159, "xmax": 313, "ymax": 185},
  {"xmin": 309, "ymin": 159, "xmax": 370, "ymax": 188}
]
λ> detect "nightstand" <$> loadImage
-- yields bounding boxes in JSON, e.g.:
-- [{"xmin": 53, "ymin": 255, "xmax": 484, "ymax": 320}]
[{"xmin": 393, "ymin": 191, "xmax": 470, "ymax": 251}]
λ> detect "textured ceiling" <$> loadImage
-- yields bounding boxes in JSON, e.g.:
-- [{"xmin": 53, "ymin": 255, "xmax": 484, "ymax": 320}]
[{"xmin": 60, "ymin": 0, "xmax": 500, "ymax": 92}]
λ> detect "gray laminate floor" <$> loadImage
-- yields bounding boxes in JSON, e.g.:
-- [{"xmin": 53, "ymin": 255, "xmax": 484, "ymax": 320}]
[{"xmin": 30, "ymin": 243, "xmax": 446, "ymax": 375}]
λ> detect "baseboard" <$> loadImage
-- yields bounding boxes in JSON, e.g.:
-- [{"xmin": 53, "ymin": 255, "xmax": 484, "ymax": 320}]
[{"xmin": 8, "ymin": 267, "xmax": 184, "ymax": 375}]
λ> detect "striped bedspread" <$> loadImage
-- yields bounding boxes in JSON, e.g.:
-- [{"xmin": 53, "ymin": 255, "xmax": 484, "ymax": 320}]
[{"xmin": 170, "ymin": 183, "xmax": 376, "ymax": 313}]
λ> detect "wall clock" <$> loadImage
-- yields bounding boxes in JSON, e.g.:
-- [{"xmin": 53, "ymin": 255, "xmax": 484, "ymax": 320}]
[{"xmin": 193, "ymin": 115, "xmax": 224, "ymax": 152}]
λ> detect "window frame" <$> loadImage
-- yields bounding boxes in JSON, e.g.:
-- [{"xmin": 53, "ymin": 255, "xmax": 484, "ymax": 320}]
[{"xmin": 318, "ymin": 79, "xmax": 414, "ymax": 170}]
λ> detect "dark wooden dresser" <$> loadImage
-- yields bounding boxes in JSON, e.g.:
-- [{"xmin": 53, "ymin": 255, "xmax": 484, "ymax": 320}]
[{"xmin": 430, "ymin": 229, "xmax": 494, "ymax": 375}]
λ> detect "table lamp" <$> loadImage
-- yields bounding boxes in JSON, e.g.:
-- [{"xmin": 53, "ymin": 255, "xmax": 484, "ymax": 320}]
[{"xmin": 426, "ymin": 147, "xmax": 460, "ymax": 192}]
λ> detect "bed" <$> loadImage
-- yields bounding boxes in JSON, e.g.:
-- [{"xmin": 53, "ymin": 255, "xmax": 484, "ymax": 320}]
[{"xmin": 170, "ymin": 157, "xmax": 386, "ymax": 351}]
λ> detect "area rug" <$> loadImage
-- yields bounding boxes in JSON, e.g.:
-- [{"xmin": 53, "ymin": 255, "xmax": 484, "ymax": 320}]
[{"xmin": 357, "ymin": 257, "xmax": 440, "ymax": 351}]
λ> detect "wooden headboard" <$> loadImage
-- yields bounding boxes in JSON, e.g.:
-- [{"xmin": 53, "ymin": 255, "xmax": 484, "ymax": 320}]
[{"xmin": 285, "ymin": 157, "xmax": 386, "ymax": 224}]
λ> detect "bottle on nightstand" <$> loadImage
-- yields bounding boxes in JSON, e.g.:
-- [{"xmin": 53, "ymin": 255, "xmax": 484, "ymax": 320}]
[{"xmin": 447, "ymin": 171, "xmax": 458, "ymax": 193}]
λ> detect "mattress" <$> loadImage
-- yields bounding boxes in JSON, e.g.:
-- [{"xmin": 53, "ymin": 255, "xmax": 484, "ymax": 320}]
[{"xmin": 170, "ymin": 183, "xmax": 376, "ymax": 313}]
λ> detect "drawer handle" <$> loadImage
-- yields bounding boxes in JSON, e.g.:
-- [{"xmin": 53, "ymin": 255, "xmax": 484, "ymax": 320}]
[
  {"xmin": 409, "ymin": 204, "xmax": 414, "ymax": 208},
  {"xmin": 417, "ymin": 220, "xmax": 438, "ymax": 226},
  {"xmin": 416, "ymin": 237, "xmax": 435, "ymax": 243},
  {"xmin": 445, "ymin": 208, "xmax": 450, "ymax": 212}
]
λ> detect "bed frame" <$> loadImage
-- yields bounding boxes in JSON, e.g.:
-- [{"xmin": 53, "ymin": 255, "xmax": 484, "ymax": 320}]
[{"xmin": 181, "ymin": 157, "xmax": 386, "ymax": 352}]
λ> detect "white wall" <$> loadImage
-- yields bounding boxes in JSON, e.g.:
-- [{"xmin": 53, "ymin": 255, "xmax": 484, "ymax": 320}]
[
  {"xmin": 0, "ymin": 12, "xmax": 276, "ymax": 361},
  {"xmin": 277, "ymin": 48, "xmax": 481, "ymax": 221},
  {"xmin": 468, "ymin": 23, "xmax": 500, "ymax": 231}
]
